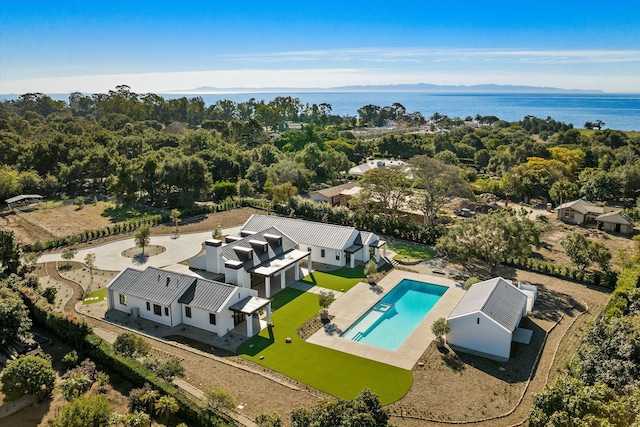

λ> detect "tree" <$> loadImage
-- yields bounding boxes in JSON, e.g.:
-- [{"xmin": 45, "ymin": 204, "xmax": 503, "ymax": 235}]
[
  {"xmin": 436, "ymin": 208, "xmax": 541, "ymax": 271},
  {"xmin": 53, "ymin": 395, "xmax": 111, "ymax": 427},
  {"xmin": 237, "ymin": 178, "xmax": 254, "ymax": 198},
  {"xmin": 360, "ymin": 166, "xmax": 412, "ymax": 219},
  {"xmin": 154, "ymin": 395, "xmax": 179, "ymax": 422},
  {"xmin": 584, "ymin": 121, "xmax": 595, "ymax": 130},
  {"xmin": 74, "ymin": 196, "xmax": 85, "ymax": 209},
  {"xmin": 203, "ymin": 387, "xmax": 236, "ymax": 413},
  {"xmin": 0, "ymin": 283, "xmax": 32, "ymax": 344},
  {"xmin": 0, "ymin": 229, "xmax": 21, "ymax": 278},
  {"xmin": 561, "ymin": 232, "xmax": 611, "ymax": 271},
  {"xmin": 170, "ymin": 208, "xmax": 181, "ymax": 237},
  {"xmin": 549, "ymin": 179, "xmax": 579, "ymax": 206},
  {"xmin": 271, "ymin": 182, "xmax": 298, "ymax": 204},
  {"xmin": 290, "ymin": 388, "xmax": 389, "ymax": 427},
  {"xmin": 134, "ymin": 225, "xmax": 151, "ymax": 255},
  {"xmin": 113, "ymin": 332, "xmax": 151, "ymax": 357},
  {"xmin": 318, "ymin": 290, "xmax": 335, "ymax": 320},
  {"xmin": 83, "ymin": 252, "xmax": 96, "ymax": 282},
  {"xmin": 61, "ymin": 247, "xmax": 75, "ymax": 267},
  {"xmin": 409, "ymin": 155, "xmax": 471, "ymax": 224},
  {"xmin": 112, "ymin": 412, "xmax": 151, "ymax": 427},
  {"xmin": 155, "ymin": 356, "xmax": 185, "ymax": 380},
  {"xmin": 1, "ymin": 355, "xmax": 56, "ymax": 400},
  {"xmin": 579, "ymin": 168, "xmax": 623, "ymax": 201},
  {"xmin": 256, "ymin": 412, "xmax": 283, "ymax": 427},
  {"xmin": 431, "ymin": 318, "xmax": 451, "ymax": 344},
  {"xmin": 364, "ymin": 259, "xmax": 377, "ymax": 283}
]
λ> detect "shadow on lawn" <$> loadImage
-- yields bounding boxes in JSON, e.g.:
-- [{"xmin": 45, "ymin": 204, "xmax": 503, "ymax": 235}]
[{"xmin": 237, "ymin": 326, "xmax": 275, "ymax": 356}]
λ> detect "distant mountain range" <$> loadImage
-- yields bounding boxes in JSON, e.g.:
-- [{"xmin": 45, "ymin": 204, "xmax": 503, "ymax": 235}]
[{"xmin": 167, "ymin": 83, "xmax": 603, "ymax": 94}]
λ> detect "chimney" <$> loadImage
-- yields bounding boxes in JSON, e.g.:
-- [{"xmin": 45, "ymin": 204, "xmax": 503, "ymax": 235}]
[{"xmin": 205, "ymin": 239, "xmax": 223, "ymax": 274}]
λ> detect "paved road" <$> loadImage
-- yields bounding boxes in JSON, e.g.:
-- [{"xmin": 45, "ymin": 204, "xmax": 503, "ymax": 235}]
[{"xmin": 37, "ymin": 227, "xmax": 241, "ymax": 271}]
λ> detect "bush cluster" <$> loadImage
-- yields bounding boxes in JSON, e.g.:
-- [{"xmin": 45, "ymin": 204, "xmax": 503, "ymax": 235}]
[{"xmin": 504, "ymin": 256, "xmax": 618, "ymax": 289}]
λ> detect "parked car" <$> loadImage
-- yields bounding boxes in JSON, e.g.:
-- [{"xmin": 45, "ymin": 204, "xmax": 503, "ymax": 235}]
[{"xmin": 454, "ymin": 208, "xmax": 476, "ymax": 217}]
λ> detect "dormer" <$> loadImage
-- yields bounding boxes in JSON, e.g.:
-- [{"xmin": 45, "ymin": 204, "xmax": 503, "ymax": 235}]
[
  {"xmin": 240, "ymin": 230, "xmax": 257, "ymax": 237},
  {"xmin": 263, "ymin": 233, "xmax": 282, "ymax": 247},
  {"xmin": 249, "ymin": 239, "xmax": 269, "ymax": 254},
  {"xmin": 225, "ymin": 235, "xmax": 242, "ymax": 243},
  {"xmin": 233, "ymin": 246, "xmax": 254, "ymax": 260}
]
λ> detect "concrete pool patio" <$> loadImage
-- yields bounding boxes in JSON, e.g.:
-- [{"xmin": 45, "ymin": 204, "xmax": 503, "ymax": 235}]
[{"xmin": 307, "ymin": 269, "xmax": 466, "ymax": 370}]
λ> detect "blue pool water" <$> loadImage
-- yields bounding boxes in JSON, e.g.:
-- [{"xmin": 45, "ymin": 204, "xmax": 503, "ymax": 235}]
[{"xmin": 341, "ymin": 279, "xmax": 448, "ymax": 351}]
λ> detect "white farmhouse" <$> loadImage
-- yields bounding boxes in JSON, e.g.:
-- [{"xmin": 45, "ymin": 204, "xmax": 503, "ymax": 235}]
[
  {"xmin": 446, "ymin": 277, "xmax": 529, "ymax": 362},
  {"xmin": 239, "ymin": 214, "xmax": 386, "ymax": 269},
  {"xmin": 107, "ymin": 266, "xmax": 271, "ymax": 337}
]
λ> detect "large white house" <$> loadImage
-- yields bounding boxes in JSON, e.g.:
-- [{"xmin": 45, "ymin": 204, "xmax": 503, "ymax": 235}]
[
  {"xmin": 189, "ymin": 226, "xmax": 310, "ymax": 298},
  {"xmin": 239, "ymin": 214, "xmax": 386, "ymax": 269},
  {"xmin": 107, "ymin": 266, "xmax": 271, "ymax": 337},
  {"xmin": 446, "ymin": 277, "xmax": 530, "ymax": 362}
]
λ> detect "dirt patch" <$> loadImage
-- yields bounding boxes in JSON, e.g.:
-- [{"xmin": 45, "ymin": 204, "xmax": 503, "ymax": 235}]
[{"xmin": 387, "ymin": 268, "xmax": 610, "ymax": 426}]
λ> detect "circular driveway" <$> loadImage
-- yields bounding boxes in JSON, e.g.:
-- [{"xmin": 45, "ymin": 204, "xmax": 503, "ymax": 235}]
[{"xmin": 37, "ymin": 227, "xmax": 240, "ymax": 271}]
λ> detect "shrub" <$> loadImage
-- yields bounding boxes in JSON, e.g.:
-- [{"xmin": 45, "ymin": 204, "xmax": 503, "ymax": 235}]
[
  {"xmin": 61, "ymin": 350, "xmax": 79, "ymax": 368},
  {"xmin": 59, "ymin": 374, "xmax": 93, "ymax": 401},
  {"xmin": 113, "ymin": 332, "xmax": 151, "ymax": 358},
  {"xmin": 54, "ymin": 395, "xmax": 111, "ymax": 427},
  {"xmin": 1, "ymin": 355, "xmax": 56, "ymax": 401},
  {"xmin": 155, "ymin": 356, "xmax": 185, "ymax": 381}
]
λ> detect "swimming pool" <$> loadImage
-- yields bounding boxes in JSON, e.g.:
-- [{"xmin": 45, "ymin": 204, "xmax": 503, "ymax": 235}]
[{"xmin": 340, "ymin": 279, "xmax": 448, "ymax": 351}]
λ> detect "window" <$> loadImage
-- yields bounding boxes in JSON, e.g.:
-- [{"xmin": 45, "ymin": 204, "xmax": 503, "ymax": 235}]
[
  {"xmin": 321, "ymin": 249, "xmax": 325, "ymax": 258},
  {"xmin": 119, "ymin": 294, "xmax": 127, "ymax": 305},
  {"xmin": 185, "ymin": 307, "xmax": 192, "ymax": 318},
  {"xmin": 164, "ymin": 307, "xmax": 169, "ymax": 316},
  {"xmin": 146, "ymin": 302, "xmax": 150, "ymax": 311},
  {"xmin": 477, "ymin": 317, "xmax": 480, "ymax": 324},
  {"xmin": 307, "ymin": 246, "xmax": 311, "ymax": 252},
  {"xmin": 209, "ymin": 313, "xmax": 216, "ymax": 325},
  {"xmin": 336, "ymin": 251, "xmax": 340, "ymax": 261},
  {"xmin": 153, "ymin": 304, "xmax": 161, "ymax": 316}
]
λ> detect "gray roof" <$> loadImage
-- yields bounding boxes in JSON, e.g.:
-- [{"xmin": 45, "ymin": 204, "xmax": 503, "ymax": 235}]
[
  {"xmin": 557, "ymin": 198, "xmax": 603, "ymax": 215},
  {"xmin": 178, "ymin": 278, "xmax": 237, "ymax": 312},
  {"xmin": 309, "ymin": 182, "xmax": 360, "ymax": 199},
  {"xmin": 5, "ymin": 194, "xmax": 43, "ymax": 204},
  {"xmin": 448, "ymin": 277, "xmax": 527, "ymax": 332},
  {"xmin": 108, "ymin": 267, "xmax": 195, "ymax": 306},
  {"xmin": 596, "ymin": 210, "xmax": 633, "ymax": 225},
  {"xmin": 222, "ymin": 226, "xmax": 298, "ymax": 271},
  {"xmin": 242, "ymin": 214, "xmax": 377, "ymax": 251}
]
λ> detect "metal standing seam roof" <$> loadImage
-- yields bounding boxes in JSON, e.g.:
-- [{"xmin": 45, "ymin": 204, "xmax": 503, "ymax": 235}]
[
  {"xmin": 448, "ymin": 277, "xmax": 527, "ymax": 332},
  {"xmin": 177, "ymin": 278, "xmax": 238, "ymax": 312},
  {"xmin": 107, "ymin": 266, "xmax": 196, "ymax": 306},
  {"xmin": 222, "ymin": 226, "xmax": 298, "ymax": 270},
  {"xmin": 241, "ymin": 214, "xmax": 373, "ymax": 251},
  {"xmin": 309, "ymin": 182, "xmax": 360, "ymax": 199}
]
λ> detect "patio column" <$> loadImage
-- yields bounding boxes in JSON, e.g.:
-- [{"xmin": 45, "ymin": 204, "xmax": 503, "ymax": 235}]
[
  {"xmin": 246, "ymin": 313, "xmax": 253, "ymax": 336},
  {"xmin": 375, "ymin": 247, "xmax": 380, "ymax": 262},
  {"xmin": 280, "ymin": 271, "xmax": 286, "ymax": 289},
  {"xmin": 265, "ymin": 276, "xmax": 271, "ymax": 298},
  {"xmin": 308, "ymin": 253, "xmax": 312, "ymax": 272},
  {"xmin": 295, "ymin": 265, "xmax": 300, "ymax": 281},
  {"xmin": 266, "ymin": 304, "xmax": 272, "ymax": 325},
  {"xmin": 383, "ymin": 243, "xmax": 387, "ymax": 258},
  {"xmin": 350, "ymin": 252, "xmax": 355, "ymax": 268}
]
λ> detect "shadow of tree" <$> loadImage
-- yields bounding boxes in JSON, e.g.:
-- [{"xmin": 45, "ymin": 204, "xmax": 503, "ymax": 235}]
[{"xmin": 323, "ymin": 323, "xmax": 343, "ymax": 336}]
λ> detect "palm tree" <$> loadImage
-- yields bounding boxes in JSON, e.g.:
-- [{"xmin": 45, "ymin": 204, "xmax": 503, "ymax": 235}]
[{"xmin": 154, "ymin": 395, "xmax": 179, "ymax": 422}]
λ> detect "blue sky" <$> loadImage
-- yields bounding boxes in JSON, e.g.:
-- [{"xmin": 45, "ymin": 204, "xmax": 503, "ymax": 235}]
[{"xmin": 1, "ymin": 0, "xmax": 639, "ymax": 93}]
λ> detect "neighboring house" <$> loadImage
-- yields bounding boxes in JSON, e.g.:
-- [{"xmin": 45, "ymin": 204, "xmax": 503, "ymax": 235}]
[
  {"xmin": 107, "ymin": 266, "xmax": 271, "ymax": 337},
  {"xmin": 240, "ymin": 214, "xmax": 387, "ymax": 269},
  {"xmin": 596, "ymin": 211, "xmax": 634, "ymax": 234},
  {"xmin": 446, "ymin": 277, "xmax": 529, "ymax": 362},
  {"xmin": 557, "ymin": 198, "xmax": 634, "ymax": 234},
  {"xmin": 5, "ymin": 194, "xmax": 43, "ymax": 209},
  {"xmin": 348, "ymin": 158, "xmax": 408, "ymax": 177},
  {"xmin": 309, "ymin": 182, "xmax": 361, "ymax": 206},
  {"xmin": 190, "ymin": 226, "xmax": 310, "ymax": 297}
]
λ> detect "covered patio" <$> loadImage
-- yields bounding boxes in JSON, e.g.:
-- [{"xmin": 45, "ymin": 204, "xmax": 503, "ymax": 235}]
[
  {"xmin": 230, "ymin": 295, "xmax": 272, "ymax": 337},
  {"xmin": 250, "ymin": 249, "xmax": 310, "ymax": 297}
]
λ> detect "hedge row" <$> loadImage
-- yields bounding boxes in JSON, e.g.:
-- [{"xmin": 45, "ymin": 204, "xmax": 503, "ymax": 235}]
[
  {"xmin": 84, "ymin": 334, "xmax": 233, "ymax": 427},
  {"xmin": 504, "ymin": 256, "xmax": 619, "ymax": 289},
  {"xmin": 19, "ymin": 288, "xmax": 233, "ymax": 427},
  {"xmin": 604, "ymin": 266, "xmax": 640, "ymax": 318}
]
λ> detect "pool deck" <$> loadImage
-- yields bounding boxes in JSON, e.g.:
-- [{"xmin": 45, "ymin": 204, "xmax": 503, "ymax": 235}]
[{"xmin": 306, "ymin": 269, "xmax": 466, "ymax": 370}]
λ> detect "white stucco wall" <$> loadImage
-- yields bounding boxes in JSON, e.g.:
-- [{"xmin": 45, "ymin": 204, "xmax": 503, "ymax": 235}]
[
  {"xmin": 109, "ymin": 291, "xmax": 175, "ymax": 327},
  {"xmin": 446, "ymin": 313, "xmax": 513, "ymax": 361},
  {"xmin": 301, "ymin": 244, "xmax": 345, "ymax": 267}
]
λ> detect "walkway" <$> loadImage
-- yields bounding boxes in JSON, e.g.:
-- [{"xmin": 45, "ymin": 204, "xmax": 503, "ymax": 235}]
[{"xmin": 37, "ymin": 227, "xmax": 241, "ymax": 271}]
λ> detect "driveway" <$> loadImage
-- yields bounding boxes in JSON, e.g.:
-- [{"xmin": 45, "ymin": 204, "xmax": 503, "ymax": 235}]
[{"xmin": 37, "ymin": 227, "xmax": 241, "ymax": 271}]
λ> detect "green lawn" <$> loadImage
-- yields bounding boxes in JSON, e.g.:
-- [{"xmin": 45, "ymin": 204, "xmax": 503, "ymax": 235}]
[
  {"xmin": 388, "ymin": 241, "xmax": 437, "ymax": 261},
  {"xmin": 237, "ymin": 287, "xmax": 412, "ymax": 404},
  {"xmin": 82, "ymin": 288, "xmax": 106, "ymax": 304},
  {"xmin": 300, "ymin": 265, "xmax": 365, "ymax": 292}
]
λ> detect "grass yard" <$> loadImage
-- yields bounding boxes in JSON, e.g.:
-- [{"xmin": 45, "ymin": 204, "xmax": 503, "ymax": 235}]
[
  {"xmin": 237, "ymin": 287, "xmax": 412, "ymax": 404},
  {"xmin": 299, "ymin": 265, "xmax": 365, "ymax": 292},
  {"xmin": 388, "ymin": 241, "xmax": 437, "ymax": 261},
  {"xmin": 83, "ymin": 288, "xmax": 107, "ymax": 304}
]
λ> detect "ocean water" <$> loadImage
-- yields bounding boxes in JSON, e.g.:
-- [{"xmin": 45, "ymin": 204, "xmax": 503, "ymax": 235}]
[
  {"xmin": 3, "ymin": 92, "xmax": 638, "ymax": 131},
  {"xmin": 165, "ymin": 92, "xmax": 640, "ymax": 131}
]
